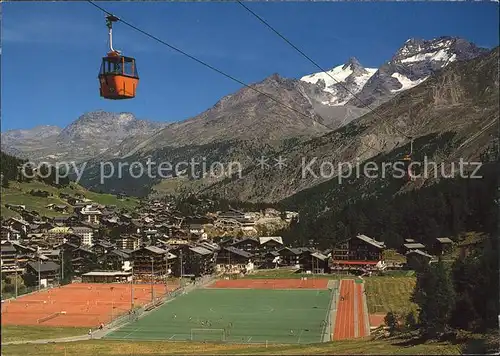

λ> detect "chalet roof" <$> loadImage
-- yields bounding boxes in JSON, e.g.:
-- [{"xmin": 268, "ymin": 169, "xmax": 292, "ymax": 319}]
[
  {"xmin": 356, "ymin": 234, "xmax": 385, "ymax": 249},
  {"xmin": 189, "ymin": 246, "xmax": 212, "ymax": 256},
  {"xmin": 109, "ymin": 249, "xmax": 130, "ymax": 259},
  {"xmin": 144, "ymin": 246, "xmax": 166, "ymax": 254},
  {"xmin": 436, "ymin": 237, "xmax": 453, "ymax": 244},
  {"xmin": 76, "ymin": 247, "xmax": 96, "ymax": 255},
  {"xmin": 278, "ymin": 247, "xmax": 302, "ymax": 255},
  {"xmin": 264, "ymin": 251, "xmax": 280, "ymax": 257},
  {"xmin": 12, "ymin": 243, "xmax": 36, "ymax": 253},
  {"xmin": 403, "ymin": 243, "xmax": 426, "ymax": 249},
  {"xmin": 93, "ymin": 241, "xmax": 115, "ymax": 248},
  {"xmin": 406, "ymin": 249, "xmax": 433, "ymax": 259},
  {"xmin": 8, "ymin": 217, "xmax": 30, "ymax": 226},
  {"xmin": 224, "ymin": 246, "xmax": 252, "ymax": 258},
  {"xmin": 259, "ymin": 236, "xmax": 283, "ymax": 245},
  {"xmin": 232, "ymin": 237, "xmax": 259, "ymax": 245},
  {"xmin": 311, "ymin": 252, "xmax": 329, "ymax": 261},
  {"xmin": 198, "ymin": 241, "xmax": 219, "ymax": 252},
  {"xmin": 1, "ymin": 243, "xmax": 17, "ymax": 253},
  {"xmin": 27, "ymin": 261, "xmax": 59, "ymax": 273}
]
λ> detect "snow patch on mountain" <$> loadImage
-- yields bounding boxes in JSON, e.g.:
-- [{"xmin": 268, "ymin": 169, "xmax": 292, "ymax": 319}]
[
  {"xmin": 390, "ymin": 73, "xmax": 428, "ymax": 93},
  {"xmin": 300, "ymin": 58, "xmax": 377, "ymax": 106}
]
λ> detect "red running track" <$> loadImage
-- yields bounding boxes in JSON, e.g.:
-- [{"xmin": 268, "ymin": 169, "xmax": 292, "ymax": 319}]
[
  {"xmin": 333, "ymin": 279, "xmax": 355, "ymax": 340},
  {"xmin": 356, "ymin": 283, "xmax": 366, "ymax": 337},
  {"xmin": 207, "ymin": 278, "xmax": 328, "ymax": 289}
]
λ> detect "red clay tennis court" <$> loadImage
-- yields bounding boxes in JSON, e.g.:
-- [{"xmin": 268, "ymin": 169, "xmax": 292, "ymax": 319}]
[
  {"xmin": 207, "ymin": 278, "xmax": 329, "ymax": 289},
  {"xmin": 1, "ymin": 282, "xmax": 179, "ymax": 328}
]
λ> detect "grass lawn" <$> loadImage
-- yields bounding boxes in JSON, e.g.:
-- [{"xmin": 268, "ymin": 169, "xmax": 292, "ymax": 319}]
[
  {"xmin": 106, "ymin": 288, "xmax": 332, "ymax": 344},
  {"xmin": 1, "ymin": 326, "xmax": 88, "ymax": 343},
  {"xmin": 1, "ymin": 181, "xmax": 138, "ymax": 217},
  {"xmin": 0, "ymin": 337, "xmax": 465, "ymax": 355},
  {"xmin": 363, "ymin": 276, "xmax": 417, "ymax": 314}
]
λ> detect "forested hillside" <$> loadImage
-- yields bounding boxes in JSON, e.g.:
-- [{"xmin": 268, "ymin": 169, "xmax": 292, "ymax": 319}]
[{"xmin": 278, "ymin": 162, "xmax": 499, "ymax": 249}]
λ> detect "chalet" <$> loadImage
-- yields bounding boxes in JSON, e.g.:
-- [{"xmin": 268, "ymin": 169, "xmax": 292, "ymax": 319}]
[
  {"xmin": 278, "ymin": 247, "xmax": 302, "ymax": 267},
  {"xmin": 79, "ymin": 205, "xmax": 102, "ymax": 225},
  {"xmin": 331, "ymin": 234, "xmax": 385, "ymax": 268},
  {"xmin": 432, "ymin": 237, "xmax": 454, "ymax": 256},
  {"xmin": 72, "ymin": 226, "xmax": 93, "ymax": 246},
  {"xmin": 231, "ymin": 237, "xmax": 260, "ymax": 253},
  {"xmin": 104, "ymin": 249, "xmax": 131, "ymax": 271},
  {"xmin": 25, "ymin": 261, "xmax": 60, "ymax": 288},
  {"xmin": 57, "ymin": 242, "xmax": 80, "ymax": 255},
  {"xmin": 240, "ymin": 221, "xmax": 257, "ymax": 233},
  {"xmin": 264, "ymin": 208, "xmax": 281, "ymax": 218},
  {"xmin": 12, "ymin": 242, "xmax": 36, "ymax": 256},
  {"xmin": 303, "ymin": 251, "xmax": 329, "ymax": 274},
  {"xmin": 71, "ymin": 247, "xmax": 98, "ymax": 275},
  {"xmin": 189, "ymin": 223, "xmax": 205, "ymax": 234},
  {"xmin": 91, "ymin": 240, "xmax": 115, "ymax": 256},
  {"xmin": 55, "ymin": 205, "xmax": 69, "ymax": 213},
  {"xmin": 0, "ymin": 242, "xmax": 17, "ymax": 270},
  {"xmin": 218, "ymin": 210, "xmax": 246, "ymax": 220},
  {"xmin": 131, "ymin": 246, "xmax": 167, "ymax": 279},
  {"xmin": 284, "ymin": 211, "xmax": 299, "ymax": 221},
  {"xmin": 261, "ymin": 251, "xmax": 280, "ymax": 269},
  {"xmin": 401, "ymin": 242, "xmax": 427, "ymax": 255},
  {"xmin": 39, "ymin": 249, "xmax": 61, "ymax": 262},
  {"xmin": 259, "ymin": 236, "xmax": 283, "ymax": 251},
  {"xmin": 406, "ymin": 249, "xmax": 434, "ymax": 271},
  {"xmin": 4, "ymin": 217, "xmax": 29, "ymax": 236},
  {"xmin": 171, "ymin": 245, "xmax": 214, "ymax": 278},
  {"xmin": 1, "ymin": 226, "xmax": 21, "ymax": 241},
  {"xmin": 116, "ymin": 236, "xmax": 140, "ymax": 250},
  {"xmin": 216, "ymin": 246, "xmax": 253, "ymax": 274}
]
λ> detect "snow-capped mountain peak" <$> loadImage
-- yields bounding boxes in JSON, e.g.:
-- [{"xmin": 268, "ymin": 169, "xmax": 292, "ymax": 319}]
[
  {"xmin": 300, "ymin": 57, "xmax": 377, "ymax": 106},
  {"xmin": 347, "ymin": 36, "xmax": 489, "ymax": 107}
]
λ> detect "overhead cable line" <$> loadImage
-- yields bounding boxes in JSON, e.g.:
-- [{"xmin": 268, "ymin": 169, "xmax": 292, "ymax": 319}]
[
  {"xmin": 236, "ymin": 0, "xmax": 412, "ymax": 140},
  {"xmin": 87, "ymin": 0, "xmax": 320, "ymax": 122},
  {"xmin": 87, "ymin": 0, "xmax": 386, "ymax": 157}
]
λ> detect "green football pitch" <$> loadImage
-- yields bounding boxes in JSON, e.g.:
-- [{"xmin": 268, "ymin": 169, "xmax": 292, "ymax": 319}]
[{"xmin": 105, "ymin": 288, "xmax": 333, "ymax": 344}]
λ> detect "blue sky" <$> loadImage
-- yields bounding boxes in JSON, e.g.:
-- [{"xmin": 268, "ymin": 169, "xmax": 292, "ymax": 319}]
[{"xmin": 2, "ymin": 1, "xmax": 498, "ymax": 131}]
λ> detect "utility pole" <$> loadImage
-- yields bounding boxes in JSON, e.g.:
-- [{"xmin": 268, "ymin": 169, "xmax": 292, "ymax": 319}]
[
  {"xmin": 38, "ymin": 257, "xmax": 41, "ymax": 291},
  {"xmin": 130, "ymin": 265, "xmax": 134, "ymax": 310},
  {"xmin": 165, "ymin": 248, "xmax": 168, "ymax": 294},
  {"xmin": 151, "ymin": 257, "xmax": 154, "ymax": 302},
  {"xmin": 61, "ymin": 250, "xmax": 64, "ymax": 285},
  {"xmin": 180, "ymin": 249, "xmax": 183, "ymax": 287},
  {"xmin": 14, "ymin": 257, "xmax": 18, "ymax": 298}
]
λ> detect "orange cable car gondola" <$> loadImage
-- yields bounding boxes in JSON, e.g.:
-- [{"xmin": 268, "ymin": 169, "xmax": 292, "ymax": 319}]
[{"xmin": 98, "ymin": 15, "xmax": 139, "ymax": 100}]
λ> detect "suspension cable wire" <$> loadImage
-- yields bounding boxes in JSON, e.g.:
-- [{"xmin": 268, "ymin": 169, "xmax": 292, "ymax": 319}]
[
  {"xmin": 236, "ymin": 0, "xmax": 412, "ymax": 140},
  {"xmin": 87, "ymin": 0, "xmax": 320, "ymax": 122},
  {"xmin": 87, "ymin": 0, "xmax": 388, "ymax": 158}
]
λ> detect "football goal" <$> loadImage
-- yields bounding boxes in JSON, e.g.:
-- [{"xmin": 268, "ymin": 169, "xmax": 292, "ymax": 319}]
[{"xmin": 190, "ymin": 328, "xmax": 226, "ymax": 342}]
